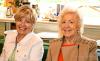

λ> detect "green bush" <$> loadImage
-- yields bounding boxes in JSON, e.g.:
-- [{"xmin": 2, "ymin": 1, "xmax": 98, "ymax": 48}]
[
  {"xmin": 42, "ymin": 43, "xmax": 49, "ymax": 61},
  {"xmin": 0, "ymin": 35, "xmax": 4, "ymax": 54}
]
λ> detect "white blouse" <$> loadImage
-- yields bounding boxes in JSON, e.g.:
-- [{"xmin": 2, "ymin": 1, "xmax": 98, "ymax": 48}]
[{"xmin": 0, "ymin": 30, "xmax": 44, "ymax": 61}]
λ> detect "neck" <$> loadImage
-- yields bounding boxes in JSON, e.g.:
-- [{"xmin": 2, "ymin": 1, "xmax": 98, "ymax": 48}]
[
  {"xmin": 63, "ymin": 34, "xmax": 81, "ymax": 44},
  {"xmin": 16, "ymin": 34, "xmax": 26, "ymax": 43}
]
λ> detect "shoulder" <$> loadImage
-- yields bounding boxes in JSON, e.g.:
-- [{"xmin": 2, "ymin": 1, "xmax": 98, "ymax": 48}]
[
  {"xmin": 22, "ymin": 32, "xmax": 43, "ymax": 48},
  {"xmin": 81, "ymin": 36, "xmax": 96, "ymax": 45},
  {"xmin": 3, "ymin": 30, "xmax": 17, "ymax": 46},
  {"xmin": 80, "ymin": 36, "xmax": 97, "ymax": 49},
  {"xmin": 31, "ymin": 32, "xmax": 43, "ymax": 41},
  {"xmin": 4, "ymin": 30, "xmax": 17, "ymax": 35},
  {"xmin": 29, "ymin": 32, "xmax": 43, "ymax": 44},
  {"xmin": 49, "ymin": 38, "xmax": 62, "ymax": 45},
  {"xmin": 4, "ymin": 30, "xmax": 17, "ymax": 42}
]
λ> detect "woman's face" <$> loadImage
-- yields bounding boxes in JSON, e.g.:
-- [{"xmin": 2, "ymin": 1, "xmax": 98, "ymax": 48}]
[
  {"xmin": 60, "ymin": 13, "xmax": 80, "ymax": 37},
  {"xmin": 16, "ymin": 17, "xmax": 33, "ymax": 35}
]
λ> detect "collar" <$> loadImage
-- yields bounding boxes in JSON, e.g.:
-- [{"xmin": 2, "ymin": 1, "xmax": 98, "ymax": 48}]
[
  {"xmin": 17, "ymin": 32, "xmax": 34, "ymax": 46},
  {"xmin": 61, "ymin": 34, "xmax": 82, "ymax": 44}
]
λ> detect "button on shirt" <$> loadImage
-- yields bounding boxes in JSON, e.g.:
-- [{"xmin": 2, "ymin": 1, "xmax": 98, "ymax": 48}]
[{"xmin": 0, "ymin": 30, "xmax": 44, "ymax": 61}]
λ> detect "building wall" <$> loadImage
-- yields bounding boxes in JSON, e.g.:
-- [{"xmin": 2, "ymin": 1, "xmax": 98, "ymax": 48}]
[
  {"xmin": 0, "ymin": 22, "xmax": 100, "ymax": 40},
  {"xmin": 34, "ymin": 22, "xmax": 100, "ymax": 40}
]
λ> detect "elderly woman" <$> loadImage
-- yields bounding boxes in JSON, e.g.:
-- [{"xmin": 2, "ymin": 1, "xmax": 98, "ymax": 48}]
[
  {"xmin": 46, "ymin": 8, "xmax": 98, "ymax": 61},
  {"xmin": 0, "ymin": 5, "xmax": 44, "ymax": 61}
]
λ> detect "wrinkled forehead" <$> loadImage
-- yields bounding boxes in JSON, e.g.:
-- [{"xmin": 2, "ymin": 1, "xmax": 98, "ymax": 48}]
[
  {"xmin": 15, "ymin": 12, "xmax": 31, "ymax": 20},
  {"xmin": 19, "ymin": 13, "xmax": 30, "ymax": 18},
  {"xmin": 62, "ymin": 12, "xmax": 80, "ymax": 21}
]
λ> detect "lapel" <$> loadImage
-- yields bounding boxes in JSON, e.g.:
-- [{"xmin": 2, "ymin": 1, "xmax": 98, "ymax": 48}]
[
  {"xmin": 61, "ymin": 38, "xmax": 89, "ymax": 61},
  {"xmin": 62, "ymin": 45, "xmax": 78, "ymax": 61},
  {"xmin": 61, "ymin": 43, "xmax": 89, "ymax": 61},
  {"xmin": 17, "ymin": 32, "xmax": 34, "ymax": 46},
  {"xmin": 15, "ymin": 32, "xmax": 34, "ymax": 55},
  {"xmin": 51, "ymin": 40, "xmax": 62, "ymax": 61},
  {"xmin": 78, "ymin": 43, "xmax": 89, "ymax": 61}
]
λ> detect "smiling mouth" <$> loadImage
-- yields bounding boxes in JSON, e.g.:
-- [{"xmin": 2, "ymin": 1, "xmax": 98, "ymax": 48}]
[
  {"xmin": 64, "ymin": 29, "xmax": 72, "ymax": 32},
  {"xmin": 19, "ymin": 27, "xmax": 26, "ymax": 31}
]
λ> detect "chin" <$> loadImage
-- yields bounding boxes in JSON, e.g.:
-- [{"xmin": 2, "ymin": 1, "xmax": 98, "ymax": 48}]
[
  {"xmin": 19, "ymin": 32, "xmax": 25, "ymax": 35},
  {"xmin": 65, "ymin": 35, "xmax": 72, "ymax": 38},
  {"xmin": 18, "ymin": 31, "xmax": 26, "ymax": 34},
  {"xmin": 64, "ymin": 34, "xmax": 73, "ymax": 38}
]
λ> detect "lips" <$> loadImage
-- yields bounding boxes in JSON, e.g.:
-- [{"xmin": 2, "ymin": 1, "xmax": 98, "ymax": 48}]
[
  {"xmin": 64, "ymin": 29, "xmax": 72, "ymax": 32},
  {"xmin": 19, "ymin": 27, "xmax": 26, "ymax": 31}
]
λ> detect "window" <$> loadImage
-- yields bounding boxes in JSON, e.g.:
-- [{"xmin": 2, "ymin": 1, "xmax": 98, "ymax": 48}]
[
  {"xmin": 78, "ymin": 6, "xmax": 100, "ymax": 25},
  {"xmin": 29, "ymin": 0, "xmax": 100, "ymax": 25}
]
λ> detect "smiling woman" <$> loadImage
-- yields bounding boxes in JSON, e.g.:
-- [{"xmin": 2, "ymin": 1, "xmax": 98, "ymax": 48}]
[
  {"xmin": 14, "ymin": 5, "xmax": 36, "ymax": 42},
  {"xmin": 46, "ymin": 7, "xmax": 98, "ymax": 61},
  {"xmin": 0, "ymin": 5, "xmax": 44, "ymax": 61}
]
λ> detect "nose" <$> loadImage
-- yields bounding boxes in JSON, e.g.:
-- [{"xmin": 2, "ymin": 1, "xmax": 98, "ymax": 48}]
[
  {"xmin": 20, "ymin": 20, "xmax": 25, "ymax": 26},
  {"xmin": 65, "ymin": 21, "xmax": 70, "ymax": 28}
]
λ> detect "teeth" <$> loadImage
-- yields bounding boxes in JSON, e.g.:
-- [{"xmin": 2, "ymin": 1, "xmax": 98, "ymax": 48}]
[
  {"xmin": 19, "ymin": 27, "xmax": 25, "ymax": 30},
  {"xmin": 64, "ymin": 29, "xmax": 71, "ymax": 32},
  {"xmin": 68, "ymin": 30, "xmax": 71, "ymax": 31}
]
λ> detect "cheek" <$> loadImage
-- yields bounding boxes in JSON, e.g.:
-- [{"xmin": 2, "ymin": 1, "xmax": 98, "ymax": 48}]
[
  {"xmin": 16, "ymin": 22, "xmax": 19, "ymax": 25},
  {"xmin": 71, "ymin": 23, "xmax": 78, "ymax": 29},
  {"xmin": 28, "ymin": 24, "xmax": 33, "ymax": 27},
  {"xmin": 74, "ymin": 24, "xmax": 80, "ymax": 31},
  {"xmin": 60, "ymin": 27, "xmax": 64, "ymax": 33},
  {"xmin": 26, "ymin": 24, "xmax": 33, "ymax": 29},
  {"xmin": 60, "ymin": 24, "xmax": 65, "ymax": 29},
  {"xmin": 16, "ymin": 23, "xmax": 19, "ymax": 28},
  {"xmin": 16, "ymin": 21, "xmax": 21, "ymax": 26}
]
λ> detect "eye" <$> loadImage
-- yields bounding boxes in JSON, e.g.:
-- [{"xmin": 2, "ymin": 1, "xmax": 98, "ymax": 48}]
[
  {"xmin": 26, "ymin": 20, "xmax": 31, "ymax": 23},
  {"xmin": 62, "ymin": 22, "xmax": 65, "ymax": 24},
  {"xmin": 16, "ymin": 19, "xmax": 21, "ymax": 22},
  {"xmin": 69, "ymin": 20, "xmax": 74, "ymax": 24},
  {"xmin": 62, "ymin": 20, "xmax": 66, "ymax": 23},
  {"xmin": 70, "ymin": 21, "xmax": 74, "ymax": 23}
]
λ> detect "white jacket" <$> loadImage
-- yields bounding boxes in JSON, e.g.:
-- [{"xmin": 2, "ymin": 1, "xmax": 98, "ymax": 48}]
[{"xmin": 0, "ymin": 30, "xmax": 44, "ymax": 61}]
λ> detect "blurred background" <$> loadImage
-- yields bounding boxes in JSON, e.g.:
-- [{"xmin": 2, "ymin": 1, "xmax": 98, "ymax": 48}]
[{"xmin": 0, "ymin": 0, "xmax": 100, "ymax": 61}]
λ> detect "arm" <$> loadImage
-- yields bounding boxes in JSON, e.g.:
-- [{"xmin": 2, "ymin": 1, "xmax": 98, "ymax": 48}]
[
  {"xmin": 0, "ymin": 30, "xmax": 18, "ymax": 61},
  {"xmin": 29, "ymin": 41, "xmax": 44, "ymax": 61},
  {"xmin": 89, "ymin": 41, "xmax": 98, "ymax": 61},
  {"xmin": 0, "ymin": 33, "xmax": 9, "ymax": 61},
  {"xmin": 0, "ymin": 47, "xmax": 5, "ymax": 61}
]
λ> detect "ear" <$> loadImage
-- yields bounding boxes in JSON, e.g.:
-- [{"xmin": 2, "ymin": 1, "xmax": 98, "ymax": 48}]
[{"xmin": 76, "ymin": 22, "xmax": 81, "ymax": 31}]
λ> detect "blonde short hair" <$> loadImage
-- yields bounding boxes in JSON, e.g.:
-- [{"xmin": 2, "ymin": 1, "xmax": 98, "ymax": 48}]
[
  {"xmin": 58, "ymin": 7, "xmax": 83, "ymax": 37},
  {"xmin": 14, "ymin": 5, "xmax": 36, "ymax": 24}
]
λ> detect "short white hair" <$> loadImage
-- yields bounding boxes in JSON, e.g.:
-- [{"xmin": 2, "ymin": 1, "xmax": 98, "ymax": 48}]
[{"xmin": 58, "ymin": 7, "xmax": 84, "ymax": 38}]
